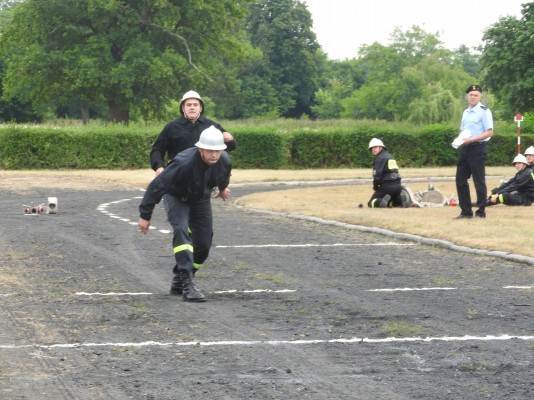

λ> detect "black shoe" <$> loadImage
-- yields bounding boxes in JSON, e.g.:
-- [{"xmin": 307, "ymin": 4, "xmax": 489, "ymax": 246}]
[
  {"xmin": 170, "ymin": 273, "xmax": 183, "ymax": 295},
  {"xmin": 455, "ymin": 213, "xmax": 473, "ymax": 219},
  {"xmin": 475, "ymin": 210, "xmax": 486, "ymax": 218},
  {"xmin": 379, "ymin": 194, "xmax": 391, "ymax": 208},
  {"xmin": 180, "ymin": 270, "xmax": 206, "ymax": 302}
]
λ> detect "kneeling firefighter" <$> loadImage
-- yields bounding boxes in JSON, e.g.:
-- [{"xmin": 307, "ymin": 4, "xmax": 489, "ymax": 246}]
[
  {"xmin": 138, "ymin": 126, "xmax": 232, "ymax": 302},
  {"xmin": 367, "ymin": 138, "xmax": 411, "ymax": 208},
  {"xmin": 487, "ymin": 154, "xmax": 534, "ymax": 206}
]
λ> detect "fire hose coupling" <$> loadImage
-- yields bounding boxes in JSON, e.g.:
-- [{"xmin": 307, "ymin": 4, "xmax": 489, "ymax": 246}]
[{"xmin": 23, "ymin": 197, "xmax": 58, "ymax": 215}]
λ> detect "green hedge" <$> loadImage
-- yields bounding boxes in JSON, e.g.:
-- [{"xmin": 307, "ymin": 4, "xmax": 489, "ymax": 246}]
[
  {"xmin": 0, "ymin": 127, "xmax": 153, "ymax": 168},
  {"xmin": 0, "ymin": 124, "xmax": 533, "ymax": 169}
]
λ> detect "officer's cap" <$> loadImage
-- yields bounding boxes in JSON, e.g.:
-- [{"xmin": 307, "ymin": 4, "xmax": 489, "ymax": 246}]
[{"xmin": 466, "ymin": 84, "xmax": 482, "ymax": 94}]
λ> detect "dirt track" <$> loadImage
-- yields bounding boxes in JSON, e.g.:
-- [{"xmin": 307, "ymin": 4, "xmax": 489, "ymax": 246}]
[{"xmin": 0, "ymin": 185, "xmax": 533, "ymax": 399}]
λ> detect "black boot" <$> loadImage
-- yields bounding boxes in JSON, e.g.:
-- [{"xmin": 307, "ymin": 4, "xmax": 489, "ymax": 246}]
[
  {"xmin": 170, "ymin": 268, "xmax": 198, "ymax": 295},
  {"xmin": 170, "ymin": 273, "xmax": 183, "ymax": 295},
  {"xmin": 180, "ymin": 270, "xmax": 206, "ymax": 302}
]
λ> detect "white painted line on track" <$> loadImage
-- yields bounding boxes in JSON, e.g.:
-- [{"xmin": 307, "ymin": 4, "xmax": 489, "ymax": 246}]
[
  {"xmin": 215, "ymin": 243, "xmax": 415, "ymax": 248},
  {"xmin": 74, "ymin": 289, "xmax": 296, "ymax": 297},
  {"xmin": 75, "ymin": 292, "xmax": 153, "ymax": 297},
  {"xmin": 368, "ymin": 287, "xmax": 457, "ymax": 292},
  {"xmin": 503, "ymin": 285, "xmax": 534, "ymax": 289},
  {"xmin": 213, "ymin": 289, "xmax": 296, "ymax": 294},
  {"xmin": 2, "ymin": 334, "xmax": 533, "ymax": 350},
  {"xmin": 96, "ymin": 198, "xmax": 419, "ymax": 249},
  {"xmin": 3, "ymin": 285, "xmax": 532, "ymax": 299}
]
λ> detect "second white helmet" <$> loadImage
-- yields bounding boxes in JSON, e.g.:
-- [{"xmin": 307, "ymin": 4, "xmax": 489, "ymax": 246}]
[
  {"xmin": 524, "ymin": 146, "xmax": 534, "ymax": 156},
  {"xmin": 180, "ymin": 90, "xmax": 204, "ymax": 113},
  {"xmin": 512, "ymin": 154, "xmax": 528, "ymax": 165},
  {"xmin": 368, "ymin": 138, "xmax": 385, "ymax": 149},
  {"xmin": 195, "ymin": 126, "xmax": 227, "ymax": 150}
]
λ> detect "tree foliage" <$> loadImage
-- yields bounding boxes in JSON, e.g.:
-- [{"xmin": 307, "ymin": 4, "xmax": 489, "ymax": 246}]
[
  {"xmin": 480, "ymin": 2, "xmax": 534, "ymax": 114},
  {"xmin": 0, "ymin": 0, "xmax": 251, "ymax": 122},
  {"xmin": 314, "ymin": 26, "xmax": 477, "ymax": 123},
  {"xmin": 246, "ymin": 0, "xmax": 325, "ymax": 117}
]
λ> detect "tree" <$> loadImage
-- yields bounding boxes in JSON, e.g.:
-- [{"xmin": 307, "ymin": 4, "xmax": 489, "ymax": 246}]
[
  {"xmin": 247, "ymin": 0, "xmax": 325, "ymax": 117},
  {"xmin": 0, "ymin": 2, "xmax": 42, "ymax": 122},
  {"xmin": 452, "ymin": 45, "xmax": 481, "ymax": 77},
  {"xmin": 0, "ymin": 0, "xmax": 251, "ymax": 123},
  {"xmin": 311, "ymin": 58, "xmax": 365, "ymax": 118},
  {"xmin": 480, "ymin": 2, "xmax": 534, "ymax": 114},
  {"xmin": 313, "ymin": 26, "xmax": 477, "ymax": 123}
]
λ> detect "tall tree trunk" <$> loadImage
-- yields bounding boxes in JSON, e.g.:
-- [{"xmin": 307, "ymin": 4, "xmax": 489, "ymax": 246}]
[
  {"xmin": 107, "ymin": 94, "xmax": 129, "ymax": 123},
  {"xmin": 80, "ymin": 104, "xmax": 90, "ymax": 124}
]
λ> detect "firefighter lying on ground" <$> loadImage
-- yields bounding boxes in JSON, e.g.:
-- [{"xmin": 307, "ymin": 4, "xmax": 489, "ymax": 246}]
[
  {"xmin": 486, "ymin": 154, "xmax": 534, "ymax": 206},
  {"xmin": 367, "ymin": 138, "xmax": 412, "ymax": 208}
]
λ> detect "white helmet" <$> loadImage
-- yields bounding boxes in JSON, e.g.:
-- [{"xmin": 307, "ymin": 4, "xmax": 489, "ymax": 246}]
[
  {"xmin": 180, "ymin": 90, "xmax": 204, "ymax": 114},
  {"xmin": 195, "ymin": 126, "xmax": 227, "ymax": 150},
  {"xmin": 368, "ymin": 138, "xmax": 385, "ymax": 149},
  {"xmin": 512, "ymin": 154, "xmax": 528, "ymax": 165},
  {"xmin": 524, "ymin": 146, "xmax": 534, "ymax": 156}
]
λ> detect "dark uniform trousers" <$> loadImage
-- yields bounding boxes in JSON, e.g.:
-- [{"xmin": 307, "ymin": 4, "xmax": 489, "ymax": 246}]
[
  {"xmin": 163, "ymin": 194, "xmax": 213, "ymax": 274},
  {"xmin": 456, "ymin": 142, "xmax": 487, "ymax": 215},
  {"xmin": 367, "ymin": 182, "xmax": 403, "ymax": 207},
  {"xmin": 498, "ymin": 192, "xmax": 532, "ymax": 206}
]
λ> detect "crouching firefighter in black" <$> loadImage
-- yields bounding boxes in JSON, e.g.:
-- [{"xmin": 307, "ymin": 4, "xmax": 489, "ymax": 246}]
[
  {"xmin": 138, "ymin": 126, "xmax": 232, "ymax": 302},
  {"xmin": 486, "ymin": 154, "xmax": 534, "ymax": 207},
  {"xmin": 367, "ymin": 138, "xmax": 405, "ymax": 208}
]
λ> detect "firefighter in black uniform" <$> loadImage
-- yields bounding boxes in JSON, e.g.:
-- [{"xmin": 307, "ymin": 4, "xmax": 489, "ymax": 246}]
[
  {"xmin": 150, "ymin": 90, "xmax": 236, "ymax": 175},
  {"xmin": 486, "ymin": 154, "xmax": 534, "ymax": 206},
  {"xmin": 138, "ymin": 126, "xmax": 232, "ymax": 302},
  {"xmin": 149, "ymin": 90, "xmax": 236, "ymax": 285},
  {"xmin": 367, "ymin": 138, "xmax": 404, "ymax": 208}
]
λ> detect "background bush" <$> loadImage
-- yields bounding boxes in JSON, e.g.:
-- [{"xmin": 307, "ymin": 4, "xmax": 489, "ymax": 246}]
[{"xmin": 0, "ymin": 120, "xmax": 532, "ymax": 169}]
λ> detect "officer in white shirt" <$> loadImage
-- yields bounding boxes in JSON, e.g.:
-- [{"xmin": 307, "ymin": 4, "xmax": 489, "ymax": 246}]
[{"xmin": 455, "ymin": 84, "xmax": 493, "ymax": 219}]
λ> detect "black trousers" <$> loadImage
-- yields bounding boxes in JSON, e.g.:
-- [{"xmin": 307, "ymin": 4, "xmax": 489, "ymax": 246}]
[
  {"xmin": 501, "ymin": 192, "xmax": 532, "ymax": 206},
  {"xmin": 163, "ymin": 194, "xmax": 213, "ymax": 274},
  {"xmin": 456, "ymin": 142, "xmax": 487, "ymax": 215},
  {"xmin": 368, "ymin": 182, "xmax": 403, "ymax": 207}
]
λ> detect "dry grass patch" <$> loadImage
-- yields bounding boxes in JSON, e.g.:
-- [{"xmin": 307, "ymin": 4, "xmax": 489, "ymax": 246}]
[
  {"xmin": 0, "ymin": 169, "xmax": 154, "ymax": 192},
  {"xmin": 0, "ymin": 166, "xmax": 514, "ymax": 191},
  {"xmin": 236, "ymin": 179, "xmax": 534, "ymax": 258}
]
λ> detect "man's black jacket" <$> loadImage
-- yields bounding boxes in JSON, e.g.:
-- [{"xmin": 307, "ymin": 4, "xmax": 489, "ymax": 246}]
[
  {"xmin": 492, "ymin": 166, "xmax": 534, "ymax": 199},
  {"xmin": 140, "ymin": 147, "xmax": 232, "ymax": 221},
  {"xmin": 372, "ymin": 149, "xmax": 401, "ymax": 189},
  {"xmin": 149, "ymin": 116, "xmax": 236, "ymax": 171}
]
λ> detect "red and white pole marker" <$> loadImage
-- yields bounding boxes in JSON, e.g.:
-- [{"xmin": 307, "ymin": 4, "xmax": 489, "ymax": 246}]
[{"xmin": 514, "ymin": 113, "xmax": 524, "ymax": 155}]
